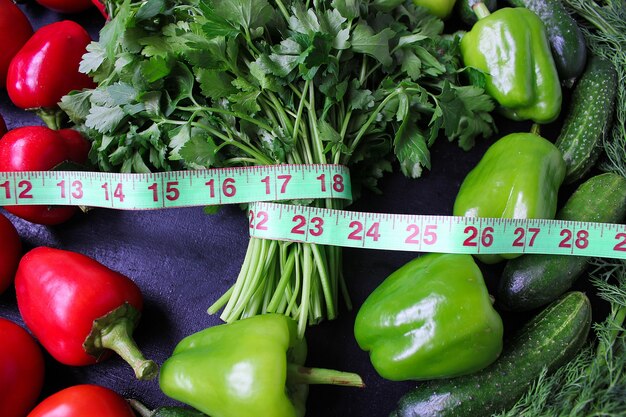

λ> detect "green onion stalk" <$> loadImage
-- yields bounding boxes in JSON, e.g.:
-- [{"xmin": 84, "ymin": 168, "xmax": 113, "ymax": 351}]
[{"xmin": 206, "ymin": 80, "xmax": 356, "ymax": 336}]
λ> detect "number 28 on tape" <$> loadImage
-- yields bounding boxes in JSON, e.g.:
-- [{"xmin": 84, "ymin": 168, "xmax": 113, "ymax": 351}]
[{"xmin": 248, "ymin": 202, "xmax": 626, "ymax": 260}]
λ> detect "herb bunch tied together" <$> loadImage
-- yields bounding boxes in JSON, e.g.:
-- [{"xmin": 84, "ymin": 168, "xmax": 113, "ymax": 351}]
[{"xmin": 61, "ymin": 0, "xmax": 495, "ymax": 335}]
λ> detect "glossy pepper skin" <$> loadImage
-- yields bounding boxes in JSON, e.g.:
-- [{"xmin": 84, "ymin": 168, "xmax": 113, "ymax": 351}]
[
  {"xmin": 0, "ymin": 126, "xmax": 90, "ymax": 225},
  {"xmin": 0, "ymin": 317, "xmax": 45, "ymax": 417},
  {"xmin": 7, "ymin": 20, "xmax": 95, "ymax": 111},
  {"xmin": 354, "ymin": 253, "xmax": 503, "ymax": 382},
  {"xmin": 35, "ymin": 0, "xmax": 93, "ymax": 14},
  {"xmin": 26, "ymin": 385, "xmax": 136, "ymax": 417},
  {"xmin": 460, "ymin": 6, "xmax": 562, "ymax": 124},
  {"xmin": 160, "ymin": 314, "xmax": 363, "ymax": 417},
  {"xmin": 15, "ymin": 247, "xmax": 158, "ymax": 380},
  {"xmin": 0, "ymin": 0, "xmax": 33, "ymax": 88},
  {"xmin": 453, "ymin": 132, "xmax": 566, "ymax": 264},
  {"xmin": 412, "ymin": 0, "xmax": 456, "ymax": 18}
]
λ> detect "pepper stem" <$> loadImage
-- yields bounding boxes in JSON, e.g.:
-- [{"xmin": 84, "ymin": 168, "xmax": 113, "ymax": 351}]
[
  {"xmin": 286, "ymin": 363, "xmax": 365, "ymax": 387},
  {"xmin": 35, "ymin": 108, "xmax": 65, "ymax": 130},
  {"xmin": 472, "ymin": 2, "xmax": 491, "ymax": 20},
  {"xmin": 128, "ymin": 399, "xmax": 154, "ymax": 417},
  {"xmin": 530, "ymin": 123, "xmax": 542, "ymax": 136},
  {"xmin": 83, "ymin": 303, "xmax": 158, "ymax": 380}
]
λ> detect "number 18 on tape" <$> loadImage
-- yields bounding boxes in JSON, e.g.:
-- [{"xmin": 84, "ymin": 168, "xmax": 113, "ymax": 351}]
[{"xmin": 248, "ymin": 202, "xmax": 626, "ymax": 260}]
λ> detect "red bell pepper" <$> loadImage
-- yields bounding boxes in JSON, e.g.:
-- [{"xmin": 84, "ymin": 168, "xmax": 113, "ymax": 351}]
[
  {"xmin": 26, "ymin": 385, "xmax": 136, "ymax": 417},
  {"xmin": 35, "ymin": 0, "xmax": 93, "ymax": 14},
  {"xmin": 0, "ymin": 317, "xmax": 45, "ymax": 417},
  {"xmin": 0, "ymin": 126, "xmax": 90, "ymax": 225},
  {"xmin": 0, "ymin": 0, "xmax": 33, "ymax": 88},
  {"xmin": 0, "ymin": 212, "xmax": 21, "ymax": 294},
  {"xmin": 15, "ymin": 247, "xmax": 158, "ymax": 380},
  {"xmin": 56, "ymin": 128, "xmax": 92, "ymax": 163},
  {"xmin": 6, "ymin": 20, "xmax": 95, "ymax": 128}
]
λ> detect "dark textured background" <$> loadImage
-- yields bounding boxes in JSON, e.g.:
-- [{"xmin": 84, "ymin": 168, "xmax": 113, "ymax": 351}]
[{"xmin": 0, "ymin": 4, "xmax": 590, "ymax": 416}]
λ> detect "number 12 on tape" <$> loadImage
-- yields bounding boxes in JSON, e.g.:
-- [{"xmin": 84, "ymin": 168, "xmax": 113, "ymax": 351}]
[{"xmin": 248, "ymin": 202, "xmax": 626, "ymax": 260}]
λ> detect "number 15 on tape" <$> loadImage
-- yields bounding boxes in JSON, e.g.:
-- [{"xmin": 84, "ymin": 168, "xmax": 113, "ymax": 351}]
[{"xmin": 248, "ymin": 202, "xmax": 626, "ymax": 260}]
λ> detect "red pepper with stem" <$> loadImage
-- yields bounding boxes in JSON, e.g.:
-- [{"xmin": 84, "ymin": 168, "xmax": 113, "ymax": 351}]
[
  {"xmin": 0, "ymin": 126, "xmax": 90, "ymax": 225},
  {"xmin": 15, "ymin": 247, "xmax": 158, "ymax": 380},
  {"xmin": 0, "ymin": 317, "xmax": 45, "ymax": 417},
  {"xmin": 26, "ymin": 385, "xmax": 136, "ymax": 417},
  {"xmin": 6, "ymin": 20, "xmax": 95, "ymax": 129}
]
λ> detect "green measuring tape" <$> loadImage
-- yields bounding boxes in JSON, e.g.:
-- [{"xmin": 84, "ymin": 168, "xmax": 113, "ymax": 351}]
[
  {"xmin": 248, "ymin": 202, "xmax": 626, "ymax": 259},
  {"xmin": 0, "ymin": 165, "xmax": 351, "ymax": 209},
  {"xmin": 2, "ymin": 165, "xmax": 626, "ymax": 259}
]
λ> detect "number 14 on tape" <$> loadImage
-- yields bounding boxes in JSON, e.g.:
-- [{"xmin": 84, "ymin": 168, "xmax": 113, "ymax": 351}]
[{"xmin": 248, "ymin": 202, "xmax": 626, "ymax": 259}]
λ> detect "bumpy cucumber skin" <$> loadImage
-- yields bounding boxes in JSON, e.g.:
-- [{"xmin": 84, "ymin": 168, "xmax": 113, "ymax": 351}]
[
  {"xmin": 555, "ymin": 56, "xmax": 618, "ymax": 184},
  {"xmin": 457, "ymin": 0, "xmax": 497, "ymax": 25},
  {"xmin": 498, "ymin": 173, "xmax": 626, "ymax": 311},
  {"xmin": 390, "ymin": 292, "xmax": 591, "ymax": 417},
  {"xmin": 506, "ymin": 0, "xmax": 587, "ymax": 85}
]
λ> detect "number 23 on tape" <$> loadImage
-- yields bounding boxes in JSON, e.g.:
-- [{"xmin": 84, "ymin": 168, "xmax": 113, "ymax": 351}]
[{"xmin": 248, "ymin": 202, "xmax": 626, "ymax": 260}]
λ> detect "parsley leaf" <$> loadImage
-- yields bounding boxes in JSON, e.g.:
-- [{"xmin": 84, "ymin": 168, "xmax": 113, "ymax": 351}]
[{"xmin": 350, "ymin": 23, "xmax": 395, "ymax": 67}]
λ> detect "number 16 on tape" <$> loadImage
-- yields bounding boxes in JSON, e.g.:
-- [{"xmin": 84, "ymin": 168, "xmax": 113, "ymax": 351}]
[{"xmin": 248, "ymin": 202, "xmax": 626, "ymax": 260}]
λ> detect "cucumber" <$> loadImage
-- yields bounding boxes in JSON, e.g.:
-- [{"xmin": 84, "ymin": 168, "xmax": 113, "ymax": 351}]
[
  {"xmin": 498, "ymin": 172, "xmax": 626, "ymax": 311},
  {"xmin": 456, "ymin": 0, "xmax": 497, "ymax": 25},
  {"xmin": 555, "ymin": 55, "xmax": 618, "ymax": 184},
  {"xmin": 389, "ymin": 291, "xmax": 591, "ymax": 417},
  {"xmin": 505, "ymin": 0, "xmax": 587, "ymax": 86}
]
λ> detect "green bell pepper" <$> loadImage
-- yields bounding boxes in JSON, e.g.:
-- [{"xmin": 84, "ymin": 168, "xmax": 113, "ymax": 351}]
[
  {"xmin": 413, "ymin": 0, "xmax": 457, "ymax": 18},
  {"xmin": 159, "ymin": 314, "xmax": 363, "ymax": 417},
  {"xmin": 460, "ymin": 5, "xmax": 562, "ymax": 123},
  {"xmin": 453, "ymin": 132, "xmax": 566, "ymax": 264},
  {"xmin": 354, "ymin": 253, "xmax": 503, "ymax": 382}
]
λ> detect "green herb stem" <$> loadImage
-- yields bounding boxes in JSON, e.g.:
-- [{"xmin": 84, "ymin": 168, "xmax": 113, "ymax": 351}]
[
  {"xmin": 344, "ymin": 89, "xmax": 401, "ymax": 164},
  {"xmin": 176, "ymin": 105, "xmax": 275, "ymax": 133},
  {"xmin": 307, "ymin": 81, "xmax": 327, "ymax": 164},
  {"xmin": 293, "ymin": 79, "xmax": 311, "ymax": 143},
  {"xmin": 298, "ymin": 244, "xmax": 313, "ymax": 337}
]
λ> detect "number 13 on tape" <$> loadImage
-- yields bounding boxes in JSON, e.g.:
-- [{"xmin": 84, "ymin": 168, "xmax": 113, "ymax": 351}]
[{"xmin": 248, "ymin": 202, "xmax": 626, "ymax": 260}]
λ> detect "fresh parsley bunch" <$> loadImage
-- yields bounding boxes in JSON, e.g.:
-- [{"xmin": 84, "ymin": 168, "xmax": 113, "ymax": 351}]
[{"xmin": 61, "ymin": 0, "xmax": 495, "ymax": 335}]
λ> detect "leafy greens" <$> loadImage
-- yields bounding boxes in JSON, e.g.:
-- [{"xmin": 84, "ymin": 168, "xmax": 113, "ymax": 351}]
[{"xmin": 61, "ymin": 0, "xmax": 495, "ymax": 335}]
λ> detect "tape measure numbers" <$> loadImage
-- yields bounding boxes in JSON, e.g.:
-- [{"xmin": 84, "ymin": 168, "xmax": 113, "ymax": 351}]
[
  {"xmin": 248, "ymin": 202, "xmax": 626, "ymax": 260},
  {"xmin": 2, "ymin": 164, "xmax": 626, "ymax": 259},
  {"xmin": 0, "ymin": 165, "xmax": 351, "ymax": 209}
]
